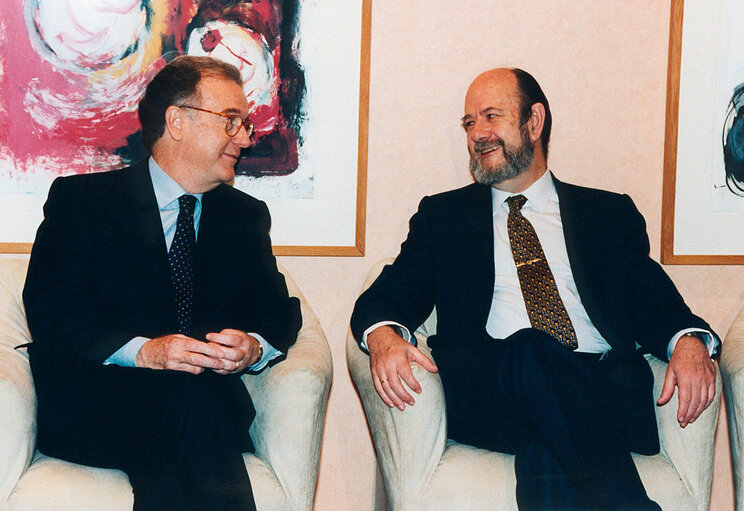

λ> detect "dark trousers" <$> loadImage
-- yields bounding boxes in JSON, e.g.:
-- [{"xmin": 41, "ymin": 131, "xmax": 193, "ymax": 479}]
[
  {"xmin": 31, "ymin": 363, "xmax": 257, "ymax": 511},
  {"xmin": 445, "ymin": 328, "xmax": 661, "ymax": 511}
]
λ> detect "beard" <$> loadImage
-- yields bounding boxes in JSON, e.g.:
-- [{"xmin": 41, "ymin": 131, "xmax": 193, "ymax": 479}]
[{"xmin": 469, "ymin": 125, "xmax": 535, "ymax": 186}]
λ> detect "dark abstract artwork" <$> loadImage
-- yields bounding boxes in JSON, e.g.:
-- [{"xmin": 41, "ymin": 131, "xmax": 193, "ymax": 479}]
[
  {"xmin": 0, "ymin": 0, "xmax": 306, "ymax": 189},
  {"xmin": 724, "ymin": 82, "xmax": 744, "ymax": 196}
]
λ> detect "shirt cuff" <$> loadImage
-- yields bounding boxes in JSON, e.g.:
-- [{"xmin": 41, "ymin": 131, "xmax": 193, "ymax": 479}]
[
  {"xmin": 104, "ymin": 336, "xmax": 149, "ymax": 366},
  {"xmin": 667, "ymin": 328, "xmax": 721, "ymax": 361},
  {"xmin": 246, "ymin": 333, "xmax": 282, "ymax": 371},
  {"xmin": 360, "ymin": 321, "xmax": 415, "ymax": 353}
]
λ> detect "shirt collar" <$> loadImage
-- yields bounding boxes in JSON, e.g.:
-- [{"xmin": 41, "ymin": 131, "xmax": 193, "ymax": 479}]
[
  {"xmin": 148, "ymin": 157, "xmax": 203, "ymax": 211},
  {"xmin": 491, "ymin": 169, "xmax": 558, "ymax": 216}
]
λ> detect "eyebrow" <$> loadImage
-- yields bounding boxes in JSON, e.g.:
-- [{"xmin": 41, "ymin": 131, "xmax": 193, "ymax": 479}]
[{"xmin": 460, "ymin": 107, "xmax": 503, "ymax": 124}]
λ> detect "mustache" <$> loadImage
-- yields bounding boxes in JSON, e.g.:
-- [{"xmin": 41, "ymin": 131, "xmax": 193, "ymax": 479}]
[{"xmin": 473, "ymin": 140, "xmax": 504, "ymax": 154}]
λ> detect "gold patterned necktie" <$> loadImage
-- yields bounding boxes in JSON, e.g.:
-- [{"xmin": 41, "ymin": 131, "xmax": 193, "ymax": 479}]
[
  {"xmin": 169, "ymin": 194, "xmax": 197, "ymax": 336},
  {"xmin": 506, "ymin": 194, "xmax": 578, "ymax": 349}
]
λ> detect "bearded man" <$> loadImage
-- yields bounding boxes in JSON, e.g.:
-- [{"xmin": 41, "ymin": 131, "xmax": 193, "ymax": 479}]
[{"xmin": 350, "ymin": 68, "xmax": 718, "ymax": 511}]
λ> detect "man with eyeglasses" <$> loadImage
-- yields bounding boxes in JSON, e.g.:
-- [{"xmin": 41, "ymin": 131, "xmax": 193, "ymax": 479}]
[{"xmin": 23, "ymin": 56, "xmax": 301, "ymax": 510}]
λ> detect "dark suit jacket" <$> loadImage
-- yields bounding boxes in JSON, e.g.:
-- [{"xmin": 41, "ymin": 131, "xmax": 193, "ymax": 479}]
[
  {"xmin": 24, "ymin": 160, "xmax": 301, "ymax": 397},
  {"xmin": 351, "ymin": 176, "xmax": 712, "ymax": 429}
]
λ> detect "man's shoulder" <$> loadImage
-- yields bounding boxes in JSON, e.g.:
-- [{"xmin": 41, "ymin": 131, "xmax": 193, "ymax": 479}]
[
  {"xmin": 554, "ymin": 178, "xmax": 627, "ymax": 201},
  {"xmin": 207, "ymin": 183, "xmax": 264, "ymax": 207},
  {"xmin": 419, "ymin": 182, "xmax": 490, "ymax": 210},
  {"xmin": 204, "ymin": 184, "xmax": 269, "ymax": 222},
  {"xmin": 554, "ymin": 177, "xmax": 635, "ymax": 210},
  {"xmin": 50, "ymin": 162, "xmax": 147, "ymax": 194}
]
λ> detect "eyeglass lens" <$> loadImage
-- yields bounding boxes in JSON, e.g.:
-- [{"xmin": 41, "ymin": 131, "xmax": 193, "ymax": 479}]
[{"xmin": 226, "ymin": 116, "xmax": 253, "ymax": 138}]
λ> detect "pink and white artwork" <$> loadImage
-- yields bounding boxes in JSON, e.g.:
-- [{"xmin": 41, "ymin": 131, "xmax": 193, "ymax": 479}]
[
  {"xmin": 0, "ymin": 0, "xmax": 309, "ymax": 237},
  {"xmin": 0, "ymin": 0, "xmax": 369, "ymax": 254}
]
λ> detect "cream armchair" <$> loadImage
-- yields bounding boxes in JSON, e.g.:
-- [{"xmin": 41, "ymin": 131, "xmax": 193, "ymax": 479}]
[
  {"xmin": 721, "ymin": 305, "xmax": 744, "ymax": 511},
  {"xmin": 0, "ymin": 256, "xmax": 332, "ymax": 511},
  {"xmin": 348, "ymin": 259, "xmax": 721, "ymax": 511}
]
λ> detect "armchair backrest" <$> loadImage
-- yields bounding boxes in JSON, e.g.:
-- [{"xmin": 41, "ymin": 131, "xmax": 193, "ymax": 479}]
[{"xmin": 0, "ymin": 256, "xmax": 31, "ymax": 355}]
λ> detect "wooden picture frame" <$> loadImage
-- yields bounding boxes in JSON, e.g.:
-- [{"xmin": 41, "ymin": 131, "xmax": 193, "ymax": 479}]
[
  {"xmin": 661, "ymin": 0, "xmax": 744, "ymax": 264},
  {"xmin": 0, "ymin": 0, "xmax": 371, "ymax": 257}
]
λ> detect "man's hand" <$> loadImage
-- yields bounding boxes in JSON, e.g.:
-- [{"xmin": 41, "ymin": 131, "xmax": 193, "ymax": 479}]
[
  {"xmin": 135, "ymin": 334, "xmax": 228, "ymax": 374},
  {"xmin": 657, "ymin": 334, "xmax": 716, "ymax": 428},
  {"xmin": 367, "ymin": 325, "xmax": 438, "ymax": 411},
  {"xmin": 205, "ymin": 328, "xmax": 262, "ymax": 375}
]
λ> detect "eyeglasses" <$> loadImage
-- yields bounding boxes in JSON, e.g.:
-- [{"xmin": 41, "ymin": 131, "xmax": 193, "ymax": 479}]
[{"xmin": 178, "ymin": 105, "xmax": 254, "ymax": 138}]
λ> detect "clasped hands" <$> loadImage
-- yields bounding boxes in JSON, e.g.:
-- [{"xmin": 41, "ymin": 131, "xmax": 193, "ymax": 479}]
[
  {"xmin": 369, "ymin": 327, "xmax": 716, "ymax": 428},
  {"xmin": 135, "ymin": 328, "xmax": 261, "ymax": 375}
]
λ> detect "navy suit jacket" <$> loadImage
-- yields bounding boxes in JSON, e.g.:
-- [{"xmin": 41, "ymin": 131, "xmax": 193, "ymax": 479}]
[
  {"xmin": 351, "ymin": 177, "xmax": 711, "ymax": 430},
  {"xmin": 24, "ymin": 160, "xmax": 301, "ymax": 393}
]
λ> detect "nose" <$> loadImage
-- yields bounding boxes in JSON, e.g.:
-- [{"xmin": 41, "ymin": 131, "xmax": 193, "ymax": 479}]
[
  {"xmin": 232, "ymin": 123, "xmax": 253, "ymax": 148},
  {"xmin": 470, "ymin": 118, "xmax": 490, "ymax": 142}
]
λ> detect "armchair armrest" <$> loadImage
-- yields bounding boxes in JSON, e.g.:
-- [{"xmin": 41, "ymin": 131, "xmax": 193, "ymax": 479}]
[
  {"xmin": 243, "ymin": 265, "xmax": 332, "ymax": 510},
  {"xmin": 646, "ymin": 354, "xmax": 721, "ymax": 509},
  {"xmin": 0, "ymin": 257, "xmax": 36, "ymax": 503},
  {"xmin": 722, "ymin": 305, "xmax": 744, "ymax": 511},
  {"xmin": 347, "ymin": 332, "xmax": 446, "ymax": 510}
]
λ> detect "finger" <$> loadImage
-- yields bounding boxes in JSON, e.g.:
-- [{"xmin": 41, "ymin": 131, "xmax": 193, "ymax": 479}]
[
  {"xmin": 375, "ymin": 367, "xmax": 407, "ymax": 410},
  {"xmin": 181, "ymin": 339, "xmax": 226, "ymax": 359},
  {"xmin": 656, "ymin": 368, "xmax": 676, "ymax": 406},
  {"xmin": 386, "ymin": 372, "xmax": 414, "ymax": 408},
  {"xmin": 170, "ymin": 362, "xmax": 205, "ymax": 375},
  {"xmin": 372, "ymin": 372, "xmax": 395, "ymax": 408},
  {"xmin": 208, "ymin": 344, "xmax": 243, "ymax": 361},
  {"xmin": 181, "ymin": 352, "xmax": 226, "ymax": 370},
  {"xmin": 218, "ymin": 328, "xmax": 245, "ymax": 335},
  {"xmin": 691, "ymin": 379, "xmax": 715, "ymax": 424},
  {"xmin": 682, "ymin": 389, "xmax": 700, "ymax": 426},
  {"xmin": 409, "ymin": 348, "xmax": 438, "ymax": 373},
  {"xmin": 207, "ymin": 331, "xmax": 253, "ymax": 348},
  {"xmin": 383, "ymin": 378, "xmax": 407, "ymax": 410},
  {"xmin": 205, "ymin": 332, "xmax": 243, "ymax": 347},
  {"xmin": 676, "ymin": 384, "xmax": 691, "ymax": 426},
  {"xmin": 398, "ymin": 363, "xmax": 422, "ymax": 395}
]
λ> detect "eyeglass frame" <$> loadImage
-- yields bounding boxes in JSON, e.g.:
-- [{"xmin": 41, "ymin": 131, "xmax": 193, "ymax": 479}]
[{"xmin": 177, "ymin": 104, "xmax": 254, "ymax": 138}]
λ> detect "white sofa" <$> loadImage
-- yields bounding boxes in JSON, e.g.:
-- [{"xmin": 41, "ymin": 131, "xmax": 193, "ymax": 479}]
[
  {"xmin": 348, "ymin": 259, "xmax": 721, "ymax": 511},
  {"xmin": 721, "ymin": 305, "xmax": 744, "ymax": 511},
  {"xmin": 0, "ymin": 256, "xmax": 332, "ymax": 511}
]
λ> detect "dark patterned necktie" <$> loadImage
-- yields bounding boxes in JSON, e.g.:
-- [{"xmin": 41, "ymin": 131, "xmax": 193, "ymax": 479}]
[
  {"xmin": 506, "ymin": 194, "xmax": 578, "ymax": 349},
  {"xmin": 169, "ymin": 194, "xmax": 197, "ymax": 336}
]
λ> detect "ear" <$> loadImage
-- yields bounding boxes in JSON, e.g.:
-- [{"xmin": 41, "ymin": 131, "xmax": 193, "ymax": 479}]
[
  {"xmin": 164, "ymin": 105, "xmax": 185, "ymax": 142},
  {"xmin": 527, "ymin": 102, "xmax": 545, "ymax": 145}
]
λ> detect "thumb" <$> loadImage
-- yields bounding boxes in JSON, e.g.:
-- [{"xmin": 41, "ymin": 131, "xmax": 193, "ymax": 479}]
[
  {"xmin": 657, "ymin": 366, "xmax": 676, "ymax": 406},
  {"xmin": 409, "ymin": 348, "xmax": 438, "ymax": 373}
]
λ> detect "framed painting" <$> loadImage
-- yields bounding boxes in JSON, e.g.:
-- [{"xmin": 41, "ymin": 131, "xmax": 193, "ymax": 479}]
[
  {"xmin": 661, "ymin": 0, "xmax": 744, "ymax": 264},
  {"xmin": 0, "ymin": 0, "xmax": 370, "ymax": 256}
]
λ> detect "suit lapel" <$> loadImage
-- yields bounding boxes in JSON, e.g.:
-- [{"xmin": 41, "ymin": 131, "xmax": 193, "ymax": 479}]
[
  {"xmin": 554, "ymin": 175, "xmax": 618, "ymax": 346},
  {"xmin": 462, "ymin": 184, "xmax": 496, "ymax": 328},
  {"xmin": 554, "ymin": 176, "xmax": 594, "ymax": 304},
  {"xmin": 125, "ymin": 162, "xmax": 177, "ymax": 326},
  {"xmin": 127, "ymin": 162, "xmax": 169, "ymax": 263}
]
